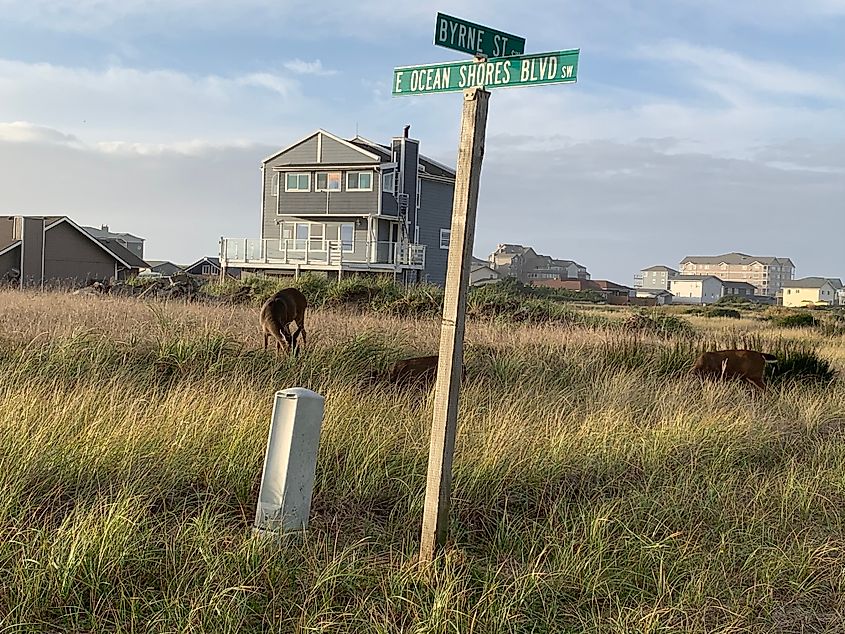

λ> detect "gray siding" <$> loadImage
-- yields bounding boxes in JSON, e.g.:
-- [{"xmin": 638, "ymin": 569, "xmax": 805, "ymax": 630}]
[
  {"xmin": 381, "ymin": 188, "xmax": 398, "ymax": 216},
  {"xmin": 320, "ymin": 136, "xmax": 376, "ymax": 164},
  {"xmin": 44, "ymin": 222, "xmax": 116, "ymax": 285},
  {"xmin": 0, "ymin": 245, "xmax": 20, "ymax": 280},
  {"xmin": 20, "ymin": 217, "xmax": 45, "ymax": 287},
  {"xmin": 273, "ymin": 136, "xmax": 319, "ymax": 165},
  {"xmin": 0, "ymin": 217, "xmax": 16, "ymax": 246},
  {"xmin": 417, "ymin": 178, "xmax": 455, "ymax": 286}
]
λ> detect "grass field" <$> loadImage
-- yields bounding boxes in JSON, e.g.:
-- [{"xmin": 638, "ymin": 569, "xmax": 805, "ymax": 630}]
[{"xmin": 1, "ymin": 290, "xmax": 844, "ymax": 632}]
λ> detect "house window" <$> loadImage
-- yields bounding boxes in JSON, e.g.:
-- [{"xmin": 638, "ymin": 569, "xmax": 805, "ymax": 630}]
[
  {"xmin": 416, "ymin": 178, "xmax": 421, "ymax": 208},
  {"xmin": 271, "ymin": 173, "xmax": 280, "ymax": 196},
  {"xmin": 309, "ymin": 223, "xmax": 324, "ymax": 251},
  {"xmin": 295, "ymin": 223, "xmax": 309, "ymax": 249},
  {"xmin": 340, "ymin": 223, "xmax": 354, "ymax": 252},
  {"xmin": 201, "ymin": 264, "xmax": 211, "ymax": 275},
  {"xmin": 440, "ymin": 229, "xmax": 451, "ymax": 250},
  {"xmin": 346, "ymin": 172, "xmax": 373, "ymax": 191},
  {"xmin": 316, "ymin": 172, "xmax": 342, "ymax": 192},
  {"xmin": 285, "ymin": 173, "xmax": 310, "ymax": 192},
  {"xmin": 382, "ymin": 172, "xmax": 395, "ymax": 193}
]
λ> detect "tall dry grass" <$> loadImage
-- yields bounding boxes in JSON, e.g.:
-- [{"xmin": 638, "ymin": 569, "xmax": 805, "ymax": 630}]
[{"xmin": 0, "ymin": 290, "xmax": 844, "ymax": 632}]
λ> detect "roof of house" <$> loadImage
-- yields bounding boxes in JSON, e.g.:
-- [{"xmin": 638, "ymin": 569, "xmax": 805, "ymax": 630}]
[
  {"xmin": 146, "ymin": 260, "xmax": 181, "ymax": 268},
  {"xmin": 349, "ymin": 134, "xmax": 457, "ymax": 179},
  {"xmin": 97, "ymin": 238, "xmax": 148, "ymax": 269},
  {"xmin": 680, "ymin": 252, "xmax": 794, "ymax": 267},
  {"xmin": 642, "ymin": 265, "xmax": 679, "ymax": 273},
  {"xmin": 185, "ymin": 256, "xmax": 221, "ymax": 270},
  {"xmin": 82, "ymin": 226, "xmax": 145, "ymax": 243},
  {"xmin": 1, "ymin": 216, "xmax": 144, "ymax": 269},
  {"xmin": 721, "ymin": 280, "xmax": 757, "ymax": 289},
  {"xmin": 636, "ymin": 288, "xmax": 674, "ymax": 296},
  {"xmin": 783, "ymin": 276, "xmax": 837, "ymax": 289},
  {"xmin": 259, "ymin": 128, "xmax": 455, "ymax": 178},
  {"xmin": 592, "ymin": 280, "xmax": 633, "ymax": 291},
  {"xmin": 827, "ymin": 278, "xmax": 843, "ymax": 290}
]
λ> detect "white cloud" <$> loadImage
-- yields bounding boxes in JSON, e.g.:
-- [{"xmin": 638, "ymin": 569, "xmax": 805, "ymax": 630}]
[
  {"xmin": 0, "ymin": 121, "xmax": 82, "ymax": 146},
  {"xmin": 642, "ymin": 41, "xmax": 845, "ymax": 105},
  {"xmin": 0, "ymin": 58, "xmax": 316, "ymax": 144},
  {"xmin": 283, "ymin": 59, "xmax": 337, "ymax": 77}
]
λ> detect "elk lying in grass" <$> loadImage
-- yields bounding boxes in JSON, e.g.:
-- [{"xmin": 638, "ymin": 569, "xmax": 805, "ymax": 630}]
[
  {"xmin": 371, "ymin": 355, "xmax": 467, "ymax": 387},
  {"xmin": 691, "ymin": 349, "xmax": 778, "ymax": 390},
  {"xmin": 260, "ymin": 287, "xmax": 307, "ymax": 356}
]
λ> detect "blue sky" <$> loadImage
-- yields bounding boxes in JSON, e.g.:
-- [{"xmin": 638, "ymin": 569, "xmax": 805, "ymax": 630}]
[{"xmin": 0, "ymin": 0, "xmax": 843, "ymax": 281}]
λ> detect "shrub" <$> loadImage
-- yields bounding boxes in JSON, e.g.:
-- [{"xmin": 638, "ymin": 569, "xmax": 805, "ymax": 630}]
[
  {"xmin": 770, "ymin": 312, "xmax": 817, "ymax": 328},
  {"xmin": 705, "ymin": 307, "xmax": 742, "ymax": 319},
  {"xmin": 619, "ymin": 310, "xmax": 693, "ymax": 338}
]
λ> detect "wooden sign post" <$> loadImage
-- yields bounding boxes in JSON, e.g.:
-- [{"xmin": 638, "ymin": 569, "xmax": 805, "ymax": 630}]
[
  {"xmin": 419, "ymin": 87, "xmax": 489, "ymax": 562},
  {"xmin": 392, "ymin": 13, "xmax": 579, "ymax": 562}
]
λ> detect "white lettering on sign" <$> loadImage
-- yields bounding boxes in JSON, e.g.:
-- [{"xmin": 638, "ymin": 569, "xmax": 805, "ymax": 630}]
[
  {"xmin": 437, "ymin": 18, "xmax": 448, "ymax": 44},
  {"xmin": 520, "ymin": 57, "xmax": 560, "ymax": 82},
  {"xmin": 394, "ymin": 71, "xmax": 404, "ymax": 94},
  {"xmin": 409, "ymin": 67, "xmax": 452, "ymax": 92},
  {"xmin": 458, "ymin": 60, "xmax": 512, "ymax": 89},
  {"xmin": 492, "ymin": 34, "xmax": 509, "ymax": 57}
]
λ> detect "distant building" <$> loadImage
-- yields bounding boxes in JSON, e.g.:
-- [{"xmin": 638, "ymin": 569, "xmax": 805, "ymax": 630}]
[
  {"xmin": 144, "ymin": 260, "xmax": 184, "ymax": 277},
  {"xmin": 635, "ymin": 288, "xmax": 674, "ymax": 305},
  {"xmin": 533, "ymin": 278, "xmax": 632, "ymax": 304},
  {"xmin": 469, "ymin": 257, "xmax": 501, "ymax": 287},
  {"xmin": 488, "ymin": 244, "xmax": 589, "ymax": 283},
  {"xmin": 669, "ymin": 275, "xmax": 724, "ymax": 304},
  {"xmin": 0, "ymin": 215, "xmax": 147, "ymax": 287},
  {"xmin": 721, "ymin": 280, "xmax": 757, "ymax": 298},
  {"xmin": 635, "ymin": 265, "xmax": 678, "ymax": 290},
  {"xmin": 82, "ymin": 224, "xmax": 145, "ymax": 260},
  {"xmin": 782, "ymin": 277, "xmax": 839, "ymax": 307},
  {"xmin": 679, "ymin": 252, "xmax": 794, "ymax": 296}
]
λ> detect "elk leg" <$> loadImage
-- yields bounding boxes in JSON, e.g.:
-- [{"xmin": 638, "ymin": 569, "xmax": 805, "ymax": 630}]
[{"xmin": 264, "ymin": 331, "xmax": 269, "ymax": 351}]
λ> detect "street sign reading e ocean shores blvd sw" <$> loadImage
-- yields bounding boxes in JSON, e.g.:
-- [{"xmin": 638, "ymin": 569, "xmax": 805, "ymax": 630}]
[
  {"xmin": 434, "ymin": 12, "xmax": 525, "ymax": 58},
  {"xmin": 392, "ymin": 49, "xmax": 579, "ymax": 96}
]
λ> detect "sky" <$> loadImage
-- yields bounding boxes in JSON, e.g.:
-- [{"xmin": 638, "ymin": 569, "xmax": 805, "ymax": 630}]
[{"xmin": 0, "ymin": 0, "xmax": 843, "ymax": 283}]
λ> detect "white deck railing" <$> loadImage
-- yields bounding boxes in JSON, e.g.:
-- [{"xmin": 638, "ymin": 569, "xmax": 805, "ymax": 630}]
[{"xmin": 220, "ymin": 238, "xmax": 425, "ymax": 269}]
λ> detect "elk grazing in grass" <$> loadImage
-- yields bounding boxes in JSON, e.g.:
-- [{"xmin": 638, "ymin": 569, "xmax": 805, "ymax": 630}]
[
  {"xmin": 691, "ymin": 349, "xmax": 778, "ymax": 390},
  {"xmin": 371, "ymin": 355, "xmax": 467, "ymax": 387},
  {"xmin": 260, "ymin": 288, "xmax": 307, "ymax": 356}
]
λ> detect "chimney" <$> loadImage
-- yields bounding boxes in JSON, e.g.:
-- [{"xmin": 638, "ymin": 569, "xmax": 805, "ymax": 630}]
[
  {"xmin": 101, "ymin": 224, "xmax": 109, "ymax": 232},
  {"xmin": 403, "ymin": 124, "xmax": 410, "ymax": 138}
]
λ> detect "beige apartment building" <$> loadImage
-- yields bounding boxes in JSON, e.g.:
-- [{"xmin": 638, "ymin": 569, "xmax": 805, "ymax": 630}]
[{"xmin": 679, "ymin": 252, "xmax": 794, "ymax": 296}]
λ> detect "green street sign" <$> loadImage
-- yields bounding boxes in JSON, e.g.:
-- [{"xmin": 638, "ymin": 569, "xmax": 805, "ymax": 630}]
[
  {"xmin": 434, "ymin": 12, "xmax": 525, "ymax": 58},
  {"xmin": 393, "ymin": 49, "xmax": 579, "ymax": 96}
]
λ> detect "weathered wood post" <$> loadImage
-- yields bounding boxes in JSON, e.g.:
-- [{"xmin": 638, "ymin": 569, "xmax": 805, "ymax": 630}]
[
  {"xmin": 254, "ymin": 387, "xmax": 325, "ymax": 535},
  {"xmin": 392, "ymin": 11, "xmax": 579, "ymax": 563},
  {"xmin": 419, "ymin": 87, "xmax": 489, "ymax": 562}
]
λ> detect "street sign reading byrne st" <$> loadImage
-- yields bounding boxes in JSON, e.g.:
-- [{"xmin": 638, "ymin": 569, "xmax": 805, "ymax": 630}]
[
  {"xmin": 393, "ymin": 49, "xmax": 579, "ymax": 96},
  {"xmin": 434, "ymin": 12, "xmax": 525, "ymax": 58}
]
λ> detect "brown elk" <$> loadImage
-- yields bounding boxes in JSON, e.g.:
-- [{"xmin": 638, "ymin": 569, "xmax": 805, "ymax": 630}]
[
  {"xmin": 371, "ymin": 355, "xmax": 467, "ymax": 386},
  {"xmin": 691, "ymin": 349, "xmax": 778, "ymax": 390},
  {"xmin": 260, "ymin": 287, "xmax": 307, "ymax": 356}
]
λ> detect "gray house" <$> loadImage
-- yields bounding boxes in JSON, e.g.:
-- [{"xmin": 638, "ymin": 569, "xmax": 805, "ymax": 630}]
[
  {"xmin": 83, "ymin": 225, "xmax": 145, "ymax": 260},
  {"xmin": 0, "ymin": 215, "xmax": 148, "ymax": 287},
  {"xmin": 220, "ymin": 128, "xmax": 456, "ymax": 285},
  {"xmin": 635, "ymin": 265, "xmax": 679, "ymax": 290}
]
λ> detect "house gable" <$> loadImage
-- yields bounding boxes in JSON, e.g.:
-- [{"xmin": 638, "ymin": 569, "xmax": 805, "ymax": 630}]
[{"xmin": 263, "ymin": 130, "xmax": 380, "ymax": 166}]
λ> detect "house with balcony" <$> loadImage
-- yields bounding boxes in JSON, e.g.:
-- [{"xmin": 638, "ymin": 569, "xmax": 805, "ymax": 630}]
[
  {"xmin": 220, "ymin": 128, "xmax": 456, "ymax": 285},
  {"xmin": 634, "ymin": 265, "xmax": 679, "ymax": 290},
  {"xmin": 488, "ymin": 244, "xmax": 589, "ymax": 283},
  {"xmin": 679, "ymin": 252, "xmax": 794, "ymax": 297}
]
